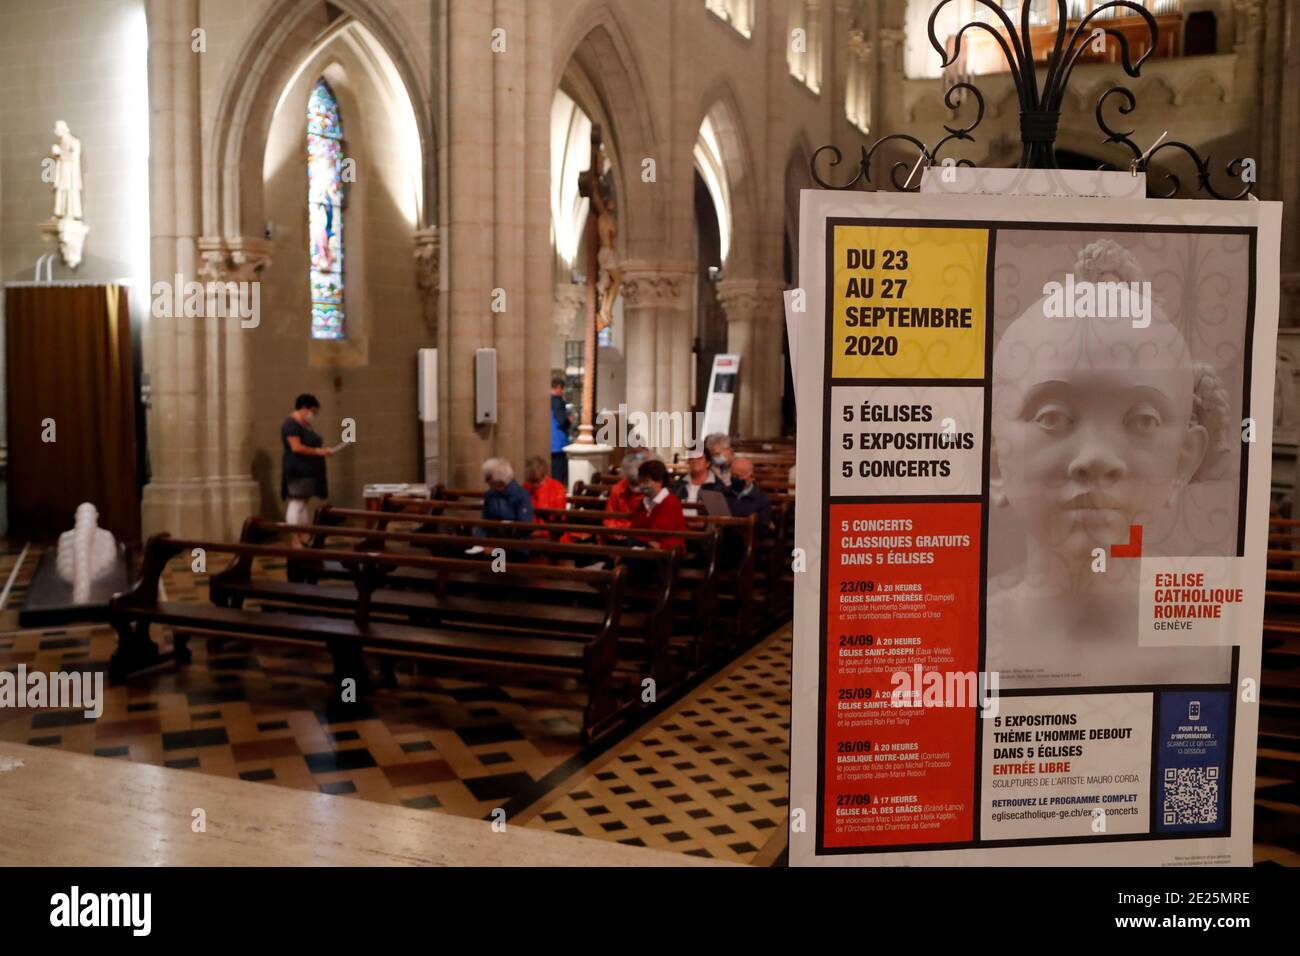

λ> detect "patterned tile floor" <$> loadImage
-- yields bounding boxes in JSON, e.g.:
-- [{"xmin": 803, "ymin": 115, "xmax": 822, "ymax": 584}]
[
  {"xmin": 514, "ymin": 630, "xmax": 791, "ymax": 863},
  {"xmin": 2, "ymin": 541, "xmax": 1296, "ymax": 866},
  {"xmin": 0, "ymin": 544, "xmax": 792, "ymax": 863}
]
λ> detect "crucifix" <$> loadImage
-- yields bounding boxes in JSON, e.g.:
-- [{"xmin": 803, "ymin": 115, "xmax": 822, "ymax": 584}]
[{"xmin": 572, "ymin": 122, "xmax": 605, "ymax": 444}]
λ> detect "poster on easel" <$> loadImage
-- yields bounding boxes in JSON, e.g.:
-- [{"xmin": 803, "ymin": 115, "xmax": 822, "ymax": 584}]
[
  {"xmin": 700, "ymin": 354, "xmax": 741, "ymax": 439},
  {"xmin": 789, "ymin": 187, "xmax": 1282, "ymax": 866}
]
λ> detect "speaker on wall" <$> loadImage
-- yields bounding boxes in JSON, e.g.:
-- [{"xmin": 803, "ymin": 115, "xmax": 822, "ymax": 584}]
[
  {"xmin": 417, "ymin": 347, "xmax": 437, "ymax": 422},
  {"xmin": 475, "ymin": 348, "xmax": 497, "ymax": 425}
]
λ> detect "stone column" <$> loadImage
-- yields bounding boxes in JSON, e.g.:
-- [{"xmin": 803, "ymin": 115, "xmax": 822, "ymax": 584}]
[
  {"xmin": 143, "ymin": 0, "xmax": 279, "ymax": 541},
  {"xmin": 1256, "ymin": 0, "xmax": 1300, "ymax": 321},
  {"xmin": 197, "ymin": 236, "xmax": 271, "ymax": 538},
  {"xmin": 717, "ymin": 277, "xmax": 787, "ymax": 439},
  {"xmin": 439, "ymin": 0, "xmax": 553, "ymax": 487},
  {"xmin": 141, "ymin": 0, "xmax": 209, "ymax": 538},
  {"xmin": 620, "ymin": 261, "xmax": 695, "ymax": 455}
]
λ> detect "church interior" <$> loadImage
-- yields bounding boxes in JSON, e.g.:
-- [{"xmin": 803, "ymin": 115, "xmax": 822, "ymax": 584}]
[{"xmin": 1, "ymin": 0, "xmax": 1299, "ymax": 874}]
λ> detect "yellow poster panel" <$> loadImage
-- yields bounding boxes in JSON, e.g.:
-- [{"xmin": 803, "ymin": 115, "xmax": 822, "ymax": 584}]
[{"xmin": 831, "ymin": 224, "xmax": 988, "ymax": 379}]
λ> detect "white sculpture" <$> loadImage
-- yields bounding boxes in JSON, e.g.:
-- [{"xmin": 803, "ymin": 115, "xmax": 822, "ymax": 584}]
[
  {"xmin": 985, "ymin": 239, "xmax": 1232, "ymax": 687},
  {"xmin": 56, "ymin": 503, "xmax": 118, "ymax": 604},
  {"xmin": 42, "ymin": 120, "xmax": 89, "ymax": 268},
  {"xmin": 51, "ymin": 121, "xmax": 83, "ymax": 220}
]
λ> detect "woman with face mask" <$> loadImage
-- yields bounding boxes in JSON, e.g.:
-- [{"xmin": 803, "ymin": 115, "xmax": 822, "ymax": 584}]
[
  {"xmin": 281, "ymin": 393, "xmax": 334, "ymax": 539},
  {"xmin": 629, "ymin": 459, "xmax": 687, "ymax": 553}
]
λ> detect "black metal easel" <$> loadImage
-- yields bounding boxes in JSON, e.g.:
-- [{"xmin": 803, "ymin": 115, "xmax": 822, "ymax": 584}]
[{"xmin": 811, "ymin": 0, "xmax": 1253, "ymax": 200}]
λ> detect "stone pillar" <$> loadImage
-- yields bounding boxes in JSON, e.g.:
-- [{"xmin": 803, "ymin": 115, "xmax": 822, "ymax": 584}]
[
  {"xmin": 717, "ymin": 277, "xmax": 787, "ymax": 439},
  {"xmin": 1256, "ymin": 0, "xmax": 1300, "ymax": 321},
  {"xmin": 197, "ymin": 236, "xmax": 271, "ymax": 538},
  {"xmin": 142, "ymin": 0, "xmax": 240, "ymax": 539},
  {"xmin": 439, "ymin": 0, "xmax": 553, "ymax": 487},
  {"xmin": 620, "ymin": 261, "xmax": 695, "ymax": 455}
]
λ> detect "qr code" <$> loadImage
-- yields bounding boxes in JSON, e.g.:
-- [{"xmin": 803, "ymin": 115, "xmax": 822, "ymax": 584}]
[{"xmin": 1163, "ymin": 766, "xmax": 1219, "ymax": 825}]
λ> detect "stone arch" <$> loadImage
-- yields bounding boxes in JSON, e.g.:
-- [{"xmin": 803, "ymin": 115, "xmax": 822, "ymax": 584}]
[
  {"xmin": 205, "ymin": 0, "xmax": 434, "ymax": 240},
  {"xmin": 553, "ymin": 2, "xmax": 663, "ymax": 259},
  {"xmin": 694, "ymin": 80, "xmax": 761, "ymax": 277},
  {"xmin": 784, "ymin": 135, "xmax": 814, "ymax": 268}
]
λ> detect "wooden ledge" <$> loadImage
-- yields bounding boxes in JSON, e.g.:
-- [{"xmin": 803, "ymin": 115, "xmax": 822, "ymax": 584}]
[{"xmin": 0, "ymin": 742, "xmax": 730, "ymax": 867}]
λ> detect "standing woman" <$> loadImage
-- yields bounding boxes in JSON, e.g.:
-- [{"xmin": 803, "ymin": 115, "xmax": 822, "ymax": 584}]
[{"xmin": 281, "ymin": 393, "xmax": 333, "ymax": 538}]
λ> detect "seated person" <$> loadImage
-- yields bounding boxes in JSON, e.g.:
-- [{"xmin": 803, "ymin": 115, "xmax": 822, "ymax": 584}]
[
  {"xmin": 479, "ymin": 457, "xmax": 533, "ymax": 535},
  {"xmin": 726, "ymin": 457, "xmax": 773, "ymax": 535},
  {"xmin": 702, "ymin": 432, "xmax": 734, "ymax": 485},
  {"xmin": 604, "ymin": 449, "xmax": 648, "ymax": 528},
  {"xmin": 674, "ymin": 448, "xmax": 725, "ymax": 504},
  {"xmin": 629, "ymin": 459, "xmax": 687, "ymax": 553},
  {"xmin": 523, "ymin": 454, "xmax": 567, "ymax": 513}
]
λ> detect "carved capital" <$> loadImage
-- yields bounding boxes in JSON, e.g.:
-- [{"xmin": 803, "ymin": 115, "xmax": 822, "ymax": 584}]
[
  {"xmin": 413, "ymin": 226, "xmax": 440, "ymax": 337},
  {"xmin": 197, "ymin": 236, "xmax": 272, "ymax": 282},
  {"xmin": 878, "ymin": 27, "xmax": 906, "ymax": 47},
  {"xmin": 554, "ymin": 282, "xmax": 586, "ymax": 339},
  {"xmin": 848, "ymin": 29, "xmax": 872, "ymax": 62},
  {"xmin": 619, "ymin": 260, "xmax": 695, "ymax": 310},
  {"xmin": 716, "ymin": 277, "xmax": 787, "ymax": 324},
  {"xmin": 1233, "ymin": 0, "xmax": 1266, "ymax": 45}
]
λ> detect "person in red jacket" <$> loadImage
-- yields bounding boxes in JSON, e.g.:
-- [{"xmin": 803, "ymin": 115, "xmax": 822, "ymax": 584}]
[
  {"xmin": 604, "ymin": 449, "xmax": 647, "ymax": 528},
  {"xmin": 629, "ymin": 459, "xmax": 687, "ymax": 553},
  {"xmin": 523, "ymin": 455, "xmax": 567, "ymax": 514}
]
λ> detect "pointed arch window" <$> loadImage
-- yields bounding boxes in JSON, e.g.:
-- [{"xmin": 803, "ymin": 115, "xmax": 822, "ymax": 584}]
[{"xmin": 307, "ymin": 78, "xmax": 346, "ymax": 339}]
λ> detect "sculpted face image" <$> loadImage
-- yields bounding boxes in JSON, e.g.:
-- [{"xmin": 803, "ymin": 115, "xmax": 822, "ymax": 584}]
[
  {"xmin": 991, "ymin": 304, "xmax": 1208, "ymax": 568},
  {"xmin": 985, "ymin": 237, "xmax": 1236, "ymax": 688}
]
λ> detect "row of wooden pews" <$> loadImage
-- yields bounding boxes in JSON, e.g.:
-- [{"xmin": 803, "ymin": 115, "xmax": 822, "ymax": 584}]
[
  {"xmin": 109, "ymin": 533, "xmax": 631, "ymax": 741},
  {"xmin": 1262, "ymin": 516, "xmax": 1300, "ymax": 791},
  {"xmin": 104, "ymin": 444, "xmax": 797, "ymax": 744}
]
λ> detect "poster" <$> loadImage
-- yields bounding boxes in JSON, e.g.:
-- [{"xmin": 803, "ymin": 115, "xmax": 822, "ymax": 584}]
[
  {"xmin": 699, "ymin": 353, "xmax": 741, "ymax": 439},
  {"xmin": 789, "ymin": 189, "xmax": 1282, "ymax": 866}
]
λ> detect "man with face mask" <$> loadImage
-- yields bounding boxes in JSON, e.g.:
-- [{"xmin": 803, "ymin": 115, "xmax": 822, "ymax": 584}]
[
  {"xmin": 725, "ymin": 457, "xmax": 772, "ymax": 535},
  {"xmin": 281, "ymin": 393, "xmax": 334, "ymax": 540},
  {"xmin": 673, "ymin": 448, "xmax": 725, "ymax": 503}
]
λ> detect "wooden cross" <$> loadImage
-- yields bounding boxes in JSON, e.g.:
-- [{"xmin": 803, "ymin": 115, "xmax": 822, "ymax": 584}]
[{"xmin": 573, "ymin": 124, "xmax": 603, "ymax": 445}]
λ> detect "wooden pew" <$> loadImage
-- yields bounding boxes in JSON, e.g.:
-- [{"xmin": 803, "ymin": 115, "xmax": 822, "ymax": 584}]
[
  {"xmin": 419, "ymin": 482, "xmax": 791, "ymax": 631},
  {"xmin": 109, "ymin": 534, "xmax": 629, "ymax": 742},
  {"xmin": 371, "ymin": 502, "xmax": 733, "ymax": 665},
  {"xmin": 1261, "ymin": 516, "xmax": 1300, "ymax": 785},
  {"xmin": 221, "ymin": 515, "xmax": 682, "ymax": 686},
  {"xmin": 529, "ymin": 506, "xmax": 762, "ymax": 646},
  {"xmin": 309, "ymin": 509, "xmax": 722, "ymax": 671}
]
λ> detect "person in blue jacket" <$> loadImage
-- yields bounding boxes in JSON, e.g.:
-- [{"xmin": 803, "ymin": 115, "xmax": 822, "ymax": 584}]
[
  {"xmin": 480, "ymin": 457, "xmax": 534, "ymax": 531},
  {"xmin": 550, "ymin": 377, "xmax": 572, "ymax": 489}
]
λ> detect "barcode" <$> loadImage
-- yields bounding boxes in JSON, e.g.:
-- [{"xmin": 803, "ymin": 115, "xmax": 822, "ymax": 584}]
[{"xmin": 1163, "ymin": 766, "xmax": 1219, "ymax": 826}]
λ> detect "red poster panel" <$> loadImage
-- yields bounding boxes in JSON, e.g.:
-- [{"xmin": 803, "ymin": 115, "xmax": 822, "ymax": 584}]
[{"xmin": 822, "ymin": 501, "xmax": 982, "ymax": 848}]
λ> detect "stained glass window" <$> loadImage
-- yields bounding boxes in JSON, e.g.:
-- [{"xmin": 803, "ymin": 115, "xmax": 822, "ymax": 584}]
[{"xmin": 308, "ymin": 79, "xmax": 345, "ymax": 339}]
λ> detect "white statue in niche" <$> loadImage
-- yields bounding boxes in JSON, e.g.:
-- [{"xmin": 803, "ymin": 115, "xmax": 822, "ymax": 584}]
[
  {"xmin": 51, "ymin": 120, "xmax": 83, "ymax": 220},
  {"xmin": 42, "ymin": 119, "xmax": 89, "ymax": 268},
  {"xmin": 56, "ymin": 503, "xmax": 118, "ymax": 604}
]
